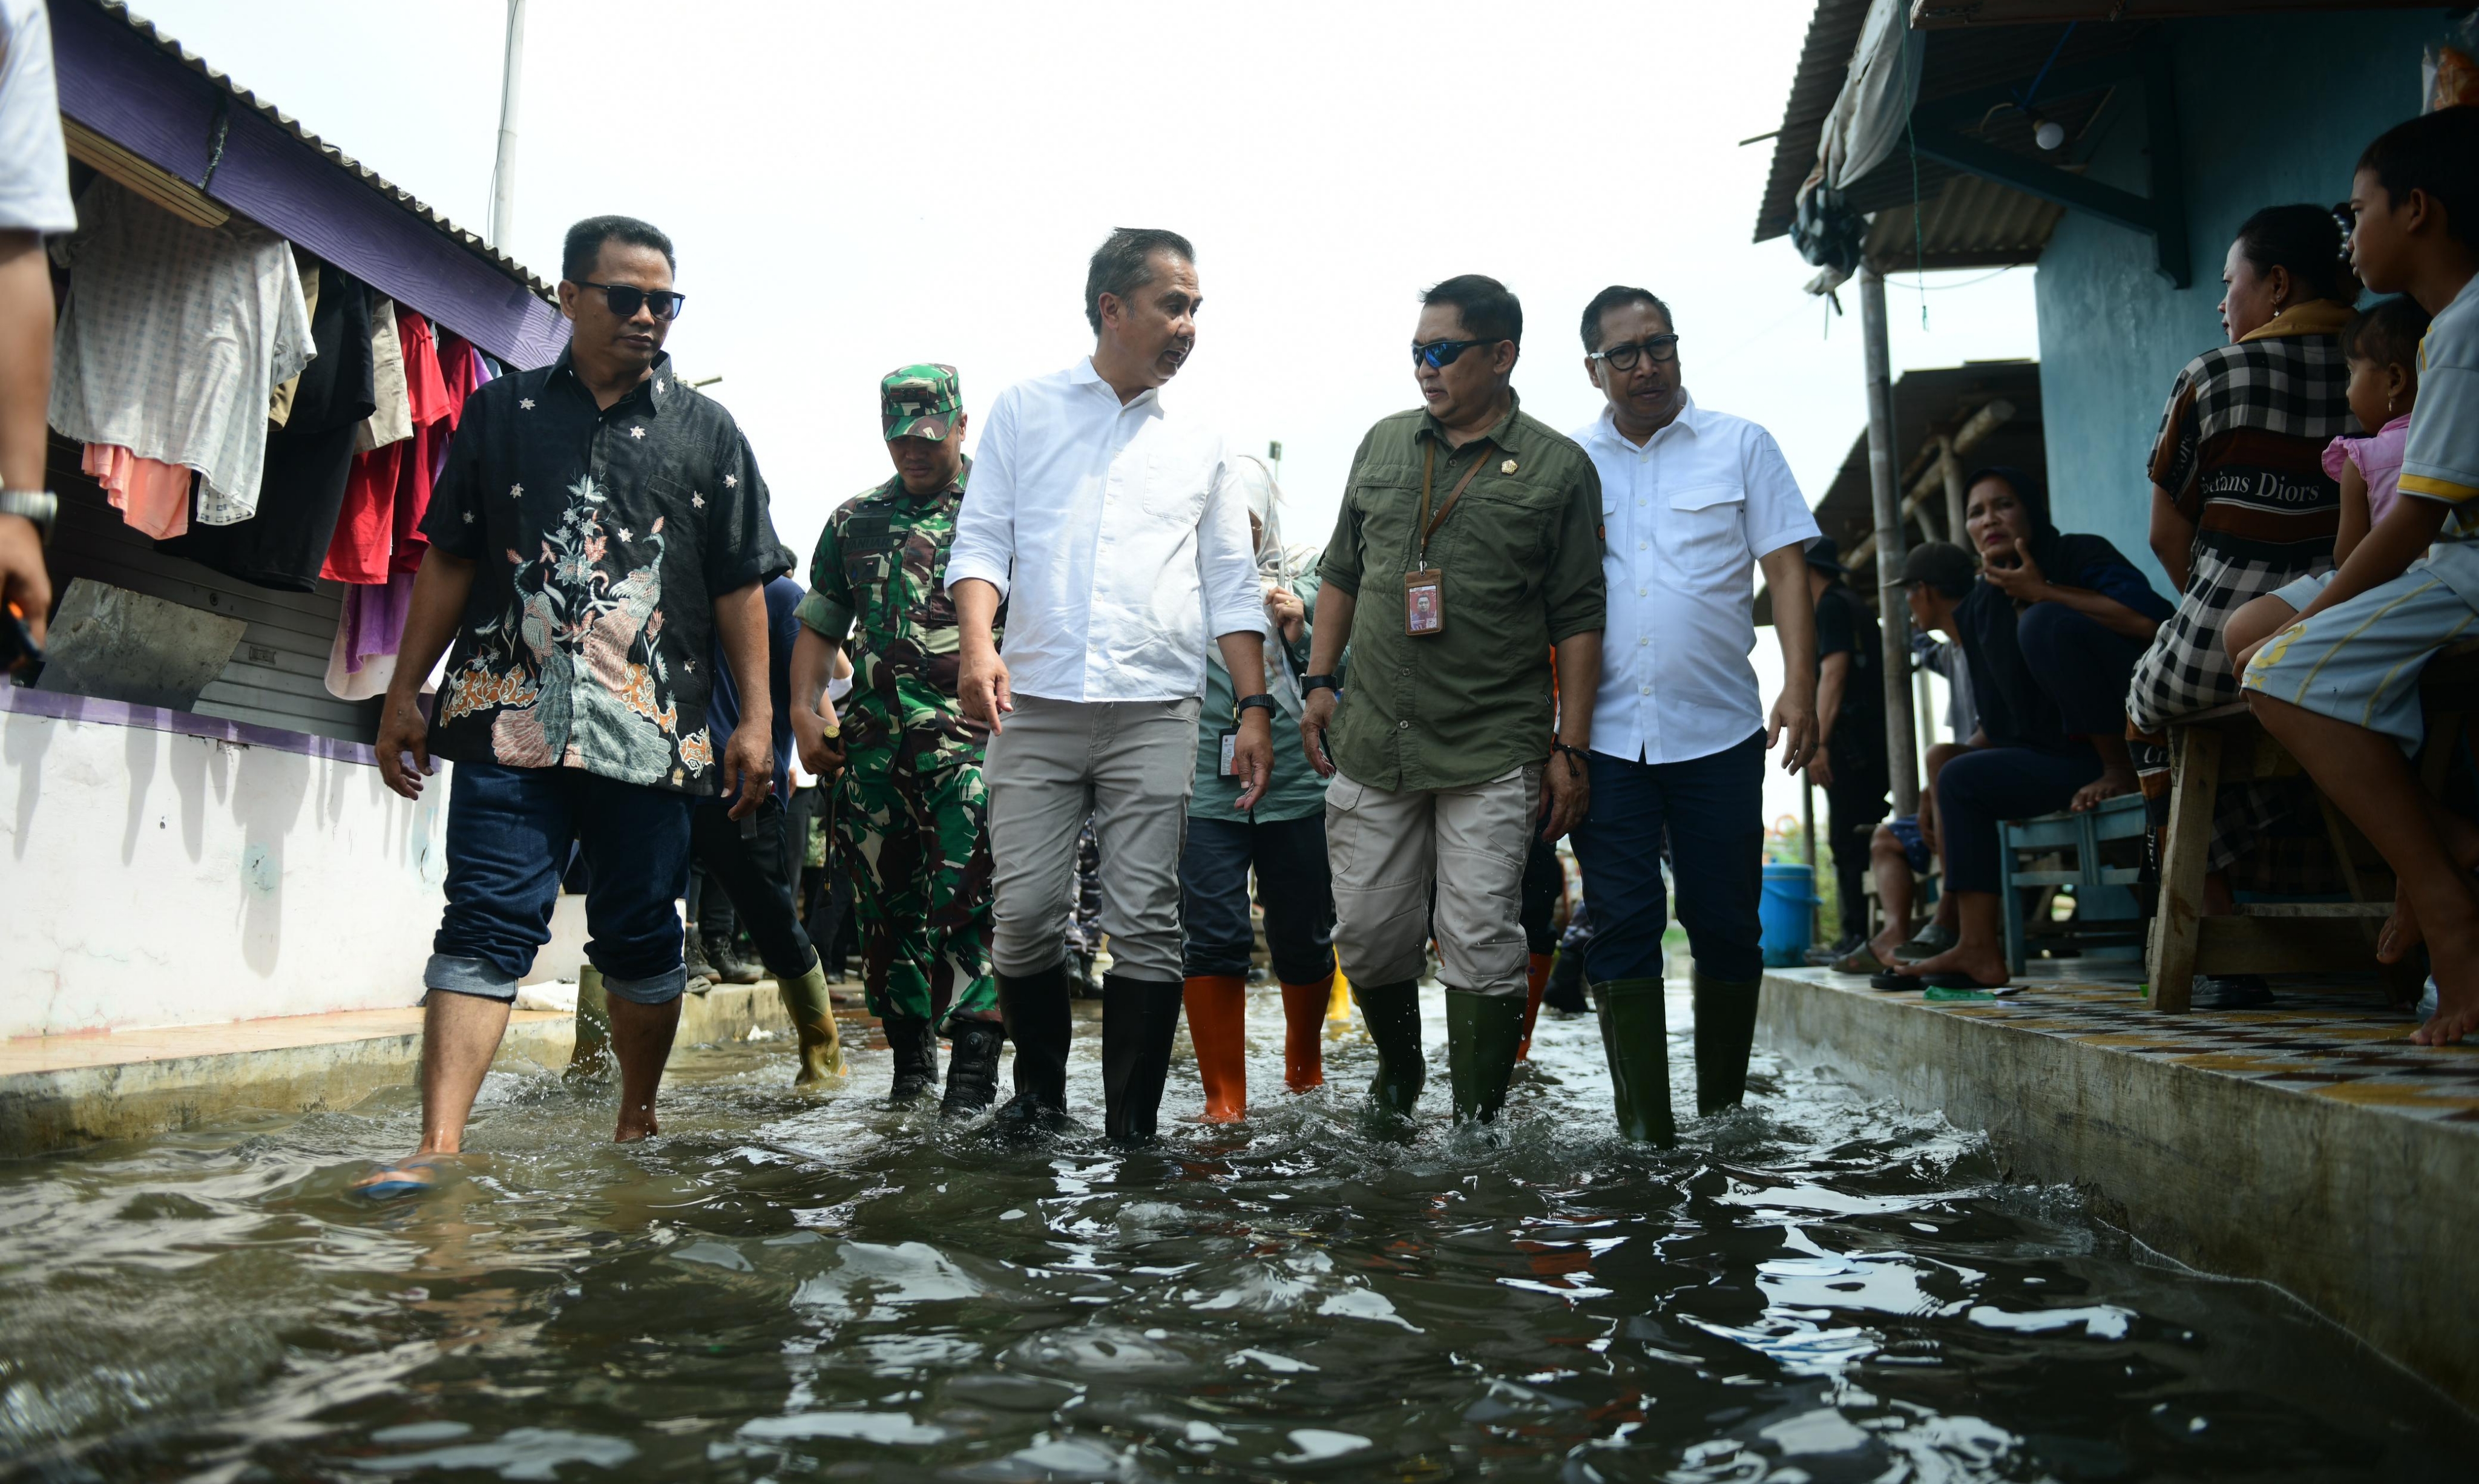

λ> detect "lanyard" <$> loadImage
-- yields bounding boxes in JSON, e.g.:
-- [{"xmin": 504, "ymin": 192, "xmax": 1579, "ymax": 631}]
[{"xmin": 1416, "ymin": 438, "xmax": 1491, "ymax": 566}]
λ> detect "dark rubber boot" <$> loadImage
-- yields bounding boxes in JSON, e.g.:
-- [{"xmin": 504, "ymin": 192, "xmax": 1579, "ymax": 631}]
[
  {"xmin": 777, "ymin": 962, "xmax": 850, "ymax": 1088},
  {"xmin": 993, "ymin": 964, "xmax": 1071, "ymax": 1131},
  {"xmin": 1102, "ymin": 974, "xmax": 1184, "ymax": 1144},
  {"xmin": 1591, "ymin": 977, "xmax": 1675, "ymax": 1143},
  {"xmin": 882, "ymin": 1015, "xmax": 938, "ymax": 1104},
  {"xmin": 1353, "ymin": 979, "xmax": 1425, "ymax": 1115},
  {"xmin": 1691, "ymin": 973, "xmax": 1763, "ymax": 1116},
  {"xmin": 941, "ymin": 1020, "xmax": 1005, "ymax": 1117},
  {"xmin": 1445, "ymin": 988, "xmax": 1525, "ymax": 1124}
]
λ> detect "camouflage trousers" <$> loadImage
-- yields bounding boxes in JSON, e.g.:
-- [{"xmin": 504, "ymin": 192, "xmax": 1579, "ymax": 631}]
[{"xmin": 833, "ymin": 726, "xmax": 1001, "ymax": 1029}]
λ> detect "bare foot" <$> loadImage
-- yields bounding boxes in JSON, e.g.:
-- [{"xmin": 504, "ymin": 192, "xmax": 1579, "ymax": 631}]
[
  {"xmin": 2412, "ymin": 915, "xmax": 2479, "ymax": 1046},
  {"xmin": 2070, "ymin": 767, "xmax": 2138, "ymax": 813},
  {"xmin": 2380, "ymin": 810, "xmax": 2479, "ymax": 963},
  {"xmin": 614, "ymin": 1109, "xmax": 660, "ymax": 1142},
  {"xmin": 1896, "ymin": 941, "xmax": 2010, "ymax": 988}
]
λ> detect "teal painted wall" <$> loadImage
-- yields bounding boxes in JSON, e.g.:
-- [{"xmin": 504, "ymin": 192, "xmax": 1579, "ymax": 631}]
[{"xmin": 2032, "ymin": 9, "xmax": 2445, "ymax": 591}]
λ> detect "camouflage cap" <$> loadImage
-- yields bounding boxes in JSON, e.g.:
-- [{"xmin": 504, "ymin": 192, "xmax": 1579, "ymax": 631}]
[{"xmin": 881, "ymin": 363, "xmax": 962, "ymax": 442}]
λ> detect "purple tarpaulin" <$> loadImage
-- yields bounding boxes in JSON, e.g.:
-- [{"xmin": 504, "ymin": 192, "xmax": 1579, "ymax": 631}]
[{"xmin": 47, "ymin": 0, "xmax": 570, "ymax": 369}]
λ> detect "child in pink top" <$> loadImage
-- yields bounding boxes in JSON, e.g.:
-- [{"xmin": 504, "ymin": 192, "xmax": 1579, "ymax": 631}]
[{"xmin": 2223, "ymin": 295, "xmax": 2431, "ymax": 669}]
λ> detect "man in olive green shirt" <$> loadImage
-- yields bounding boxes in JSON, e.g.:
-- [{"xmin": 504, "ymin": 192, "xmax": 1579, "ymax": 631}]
[{"xmin": 1299, "ymin": 275, "xmax": 1606, "ymax": 1124}]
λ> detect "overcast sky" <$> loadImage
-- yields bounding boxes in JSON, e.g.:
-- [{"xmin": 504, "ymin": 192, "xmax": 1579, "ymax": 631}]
[{"xmin": 134, "ymin": 0, "xmax": 2018, "ymax": 824}]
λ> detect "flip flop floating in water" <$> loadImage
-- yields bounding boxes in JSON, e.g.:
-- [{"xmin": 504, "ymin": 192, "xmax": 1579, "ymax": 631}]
[{"xmin": 352, "ymin": 1158, "xmax": 445, "ymax": 1200}]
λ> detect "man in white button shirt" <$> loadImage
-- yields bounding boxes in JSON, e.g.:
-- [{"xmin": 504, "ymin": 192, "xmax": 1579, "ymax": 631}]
[
  {"xmin": 947, "ymin": 228, "xmax": 1273, "ymax": 1143},
  {"xmin": 1568, "ymin": 286, "xmax": 1822, "ymax": 1143}
]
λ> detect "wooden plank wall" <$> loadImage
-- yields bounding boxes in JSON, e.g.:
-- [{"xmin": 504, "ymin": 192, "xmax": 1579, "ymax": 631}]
[{"xmin": 42, "ymin": 435, "xmax": 381, "ymax": 746}]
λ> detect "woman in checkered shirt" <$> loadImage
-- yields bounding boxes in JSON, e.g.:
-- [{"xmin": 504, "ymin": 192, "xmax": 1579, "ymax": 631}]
[{"xmin": 2124, "ymin": 206, "xmax": 2360, "ymax": 1005}]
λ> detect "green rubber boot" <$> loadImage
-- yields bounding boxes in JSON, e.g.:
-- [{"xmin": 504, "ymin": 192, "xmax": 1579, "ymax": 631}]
[
  {"xmin": 1445, "ymin": 988, "xmax": 1525, "ymax": 1124},
  {"xmin": 1691, "ymin": 973, "xmax": 1763, "ymax": 1116},
  {"xmin": 565, "ymin": 965, "xmax": 612, "ymax": 1080},
  {"xmin": 1589, "ymin": 977, "xmax": 1673, "ymax": 1143},
  {"xmin": 778, "ymin": 960, "xmax": 850, "ymax": 1088},
  {"xmin": 1353, "ymin": 979, "xmax": 1426, "ymax": 1115}
]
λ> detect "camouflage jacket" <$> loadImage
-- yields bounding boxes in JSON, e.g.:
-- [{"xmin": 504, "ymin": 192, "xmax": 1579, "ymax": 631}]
[{"xmin": 794, "ymin": 459, "xmax": 996, "ymax": 747}]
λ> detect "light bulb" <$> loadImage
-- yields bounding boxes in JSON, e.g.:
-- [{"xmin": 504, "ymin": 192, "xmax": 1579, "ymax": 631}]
[{"xmin": 2035, "ymin": 119, "xmax": 2066, "ymax": 151}]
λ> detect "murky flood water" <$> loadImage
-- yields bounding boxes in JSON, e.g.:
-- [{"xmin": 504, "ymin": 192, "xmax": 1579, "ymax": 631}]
[{"xmin": 3, "ymin": 983, "xmax": 2470, "ymax": 1482}]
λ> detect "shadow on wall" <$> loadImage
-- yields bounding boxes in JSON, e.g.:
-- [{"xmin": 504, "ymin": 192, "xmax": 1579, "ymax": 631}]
[{"xmin": 4, "ymin": 708, "xmax": 50, "ymax": 861}]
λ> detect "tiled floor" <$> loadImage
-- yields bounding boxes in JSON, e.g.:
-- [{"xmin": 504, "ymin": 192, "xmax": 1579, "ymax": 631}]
[{"xmin": 1797, "ymin": 964, "xmax": 2479, "ymax": 1126}]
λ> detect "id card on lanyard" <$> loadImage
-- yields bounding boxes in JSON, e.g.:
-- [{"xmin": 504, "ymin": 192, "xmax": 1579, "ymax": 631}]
[{"xmin": 1405, "ymin": 439, "xmax": 1489, "ymax": 637}]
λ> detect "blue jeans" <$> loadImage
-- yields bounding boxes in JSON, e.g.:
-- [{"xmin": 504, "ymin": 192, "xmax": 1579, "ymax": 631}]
[
  {"xmin": 1569, "ymin": 731, "xmax": 1767, "ymax": 984},
  {"xmin": 1179, "ymin": 813, "xmax": 1336, "ymax": 983},
  {"xmin": 428, "ymin": 761, "xmax": 695, "ymax": 1005}
]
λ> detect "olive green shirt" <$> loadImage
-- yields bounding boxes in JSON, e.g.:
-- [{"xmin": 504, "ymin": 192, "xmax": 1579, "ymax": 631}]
[{"xmin": 1318, "ymin": 393, "xmax": 1605, "ymax": 791}]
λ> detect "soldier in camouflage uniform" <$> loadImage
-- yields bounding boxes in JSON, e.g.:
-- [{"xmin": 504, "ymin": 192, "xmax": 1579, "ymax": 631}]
[{"xmin": 790, "ymin": 365, "xmax": 1005, "ymax": 1114}]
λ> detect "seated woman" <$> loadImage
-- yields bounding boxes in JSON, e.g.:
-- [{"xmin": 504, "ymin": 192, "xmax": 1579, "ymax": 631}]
[{"xmin": 1898, "ymin": 468, "xmax": 2173, "ymax": 990}]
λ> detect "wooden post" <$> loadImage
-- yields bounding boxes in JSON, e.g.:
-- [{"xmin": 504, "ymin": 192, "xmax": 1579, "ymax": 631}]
[
  {"xmin": 2146, "ymin": 724, "xmax": 2221, "ymax": 1013},
  {"xmin": 1801, "ymin": 773, "xmax": 1820, "ymax": 946},
  {"xmin": 1940, "ymin": 437, "xmax": 1967, "ymax": 550},
  {"xmin": 1860, "ymin": 267, "xmax": 1922, "ymax": 816}
]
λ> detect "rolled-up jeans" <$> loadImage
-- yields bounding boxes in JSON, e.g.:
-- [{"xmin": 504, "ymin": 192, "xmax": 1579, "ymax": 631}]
[
  {"xmin": 984, "ymin": 695, "xmax": 1201, "ymax": 982},
  {"xmin": 1325, "ymin": 763, "xmax": 1540, "ymax": 997},
  {"xmin": 428, "ymin": 760, "xmax": 695, "ymax": 1005}
]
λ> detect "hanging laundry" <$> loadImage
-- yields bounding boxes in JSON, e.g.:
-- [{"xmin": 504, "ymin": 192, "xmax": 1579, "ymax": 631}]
[
  {"xmin": 47, "ymin": 177, "xmax": 310, "ymax": 526},
  {"xmin": 267, "ymin": 246, "xmax": 321, "ymax": 427},
  {"xmin": 324, "ymin": 570, "xmax": 415, "ymax": 701},
  {"xmin": 324, "ymin": 303, "xmax": 448, "ymax": 585},
  {"xmin": 82, "ymin": 444, "xmax": 194, "ymax": 540},
  {"xmin": 356, "ymin": 296, "xmax": 410, "ymax": 451},
  {"xmin": 164, "ymin": 263, "xmax": 378, "ymax": 592}
]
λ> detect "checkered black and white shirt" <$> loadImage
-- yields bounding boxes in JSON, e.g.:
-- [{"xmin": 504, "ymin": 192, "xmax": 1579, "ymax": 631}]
[{"xmin": 2148, "ymin": 317, "xmax": 2355, "ymax": 563}]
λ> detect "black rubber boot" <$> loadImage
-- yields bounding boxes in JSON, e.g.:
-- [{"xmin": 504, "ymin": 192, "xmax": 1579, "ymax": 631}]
[
  {"xmin": 993, "ymin": 964, "xmax": 1072, "ymax": 1132},
  {"xmin": 1100, "ymin": 973, "xmax": 1184, "ymax": 1144},
  {"xmin": 941, "ymin": 1020, "xmax": 1005, "ymax": 1118},
  {"xmin": 1691, "ymin": 973, "xmax": 1763, "ymax": 1116},
  {"xmin": 882, "ymin": 1015, "xmax": 939, "ymax": 1104},
  {"xmin": 1353, "ymin": 979, "xmax": 1426, "ymax": 1115},
  {"xmin": 1591, "ymin": 977, "xmax": 1675, "ymax": 1143},
  {"xmin": 1445, "ymin": 988, "xmax": 1525, "ymax": 1124}
]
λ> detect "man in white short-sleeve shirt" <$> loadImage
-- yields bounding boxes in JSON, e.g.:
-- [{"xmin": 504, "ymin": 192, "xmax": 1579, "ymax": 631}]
[
  {"xmin": 1565, "ymin": 285, "xmax": 1822, "ymax": 1142},
  {"xmin": 0, "ymin": 0, "xmax": 76, "ymax": 648},
  {"xmin": 947, "ymin": 228, "xmax": 1273, "ymax": 1143}
]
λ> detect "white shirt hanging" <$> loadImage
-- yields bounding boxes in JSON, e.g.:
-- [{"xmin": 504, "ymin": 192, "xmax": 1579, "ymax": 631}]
[{"xmin": 48, "ymin": 178, "xmax": 311, "ymax": 526}]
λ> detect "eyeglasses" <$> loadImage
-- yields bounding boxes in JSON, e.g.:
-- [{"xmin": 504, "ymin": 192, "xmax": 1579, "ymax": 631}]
[
  {"xmin": 1588, "ymin": 334, "xmax": 1681, "ymax": 371},
  {"xmin": 1411, "ymin": 338, "xmax": 1496, "ymax": 369},
  {"xmin": 574, "ymin": 280, "xmax": 688, "ymax": 320}
]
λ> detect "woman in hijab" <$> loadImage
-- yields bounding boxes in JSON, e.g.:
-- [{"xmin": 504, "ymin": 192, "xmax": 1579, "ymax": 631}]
[
  {"xmin": 1177, "ymin": 455, "xmax": 1340, "ymax": 1120},
  {"xmin": 1897, "ymin": 467, "xmax": 2171, "ymax": 990}
]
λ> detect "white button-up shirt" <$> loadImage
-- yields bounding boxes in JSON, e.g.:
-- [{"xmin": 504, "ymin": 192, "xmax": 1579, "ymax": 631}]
[
  {"xmin": 1576, "ymin": 393, "xmax": 1819, "ymax": 765},
  {"xmin": 946, "ymin": 358, "xmax": 1262, "ymax": 703}
]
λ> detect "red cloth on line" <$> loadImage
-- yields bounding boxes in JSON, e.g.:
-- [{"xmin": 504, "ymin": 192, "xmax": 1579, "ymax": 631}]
[{"xmin": 324, "ymin": 306, "xmax": 451, "ymax": 583}]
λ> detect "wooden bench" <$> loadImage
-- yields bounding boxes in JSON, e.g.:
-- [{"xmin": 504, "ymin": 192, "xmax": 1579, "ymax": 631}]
[
  {"xmin": 2000, "ymin": 793, "xmax": 2145, "ymax": 974},
  {"xmin": 2147, "ymin": 637, "xmax": 2479, "ymax": 1012}
]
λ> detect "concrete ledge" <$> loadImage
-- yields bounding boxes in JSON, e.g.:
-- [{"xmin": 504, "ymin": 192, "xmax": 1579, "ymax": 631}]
[
  {"xmin": 0, "ymin": 985, "xmax": 800, "ymax": 1156},
  {"xmin": 1759, "ymin": 967, "xmax": 2479, "ymax": 1411}
]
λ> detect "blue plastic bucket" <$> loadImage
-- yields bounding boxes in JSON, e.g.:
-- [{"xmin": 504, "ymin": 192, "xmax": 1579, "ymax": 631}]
[{"xmin": 1759, "ymin": 862, "xmax": 1820, "ymax": 967}]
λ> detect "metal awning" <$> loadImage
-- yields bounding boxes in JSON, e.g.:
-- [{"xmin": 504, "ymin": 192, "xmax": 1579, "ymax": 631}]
[{"xmin": 1909, "ymin": 1, "xmax": 2440, "ymax": 29}]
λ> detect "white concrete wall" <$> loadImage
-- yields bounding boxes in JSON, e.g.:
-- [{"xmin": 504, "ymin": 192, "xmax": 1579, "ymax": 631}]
[{"xmin": 2, "ymin": 708, "xmax": 465, "ymax": 1037}]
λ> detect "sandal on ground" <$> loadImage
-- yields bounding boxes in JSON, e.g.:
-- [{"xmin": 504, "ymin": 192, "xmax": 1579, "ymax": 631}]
[
  {"xmin": 2195, "ymin": 975, "xmax": 2274, "ymax": 1011},
  {"xmin": 353, "ymin": 1157, "xmax": 445, "ymax": 1200},
  {"xmin": 1892, "ymin": 924, "xmax": 1957, "ymax": 962},
  {"xmin": 1833, "ymin": 942, "xmax": 1896, "ymax": 976},
  {"xmin": 1886, "ymin": 971, "xmax": 2007, "ymax": 991},
  {"xmin": 1868, "ymin": 972, "xmax": 1919, "ymax": 991}
]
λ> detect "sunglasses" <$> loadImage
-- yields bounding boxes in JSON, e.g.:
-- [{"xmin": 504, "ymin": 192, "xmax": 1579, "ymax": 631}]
[
  {"xmin": 1412, "ymin": 337, "xmax": 1497, "ymax": 369},
  {"xmin": 1588, "ymin": 334, "xmax": 1681, "ymax": 371},
  {"xmin": 575, "ymin": 280, "xmax": 688, "ymax": 321}
]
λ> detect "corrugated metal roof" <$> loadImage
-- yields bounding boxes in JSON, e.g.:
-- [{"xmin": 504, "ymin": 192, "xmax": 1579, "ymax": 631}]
[
  {"xmin": 1911, "ymin": 1, "xmax": 2436, "ymax": 29},
  {"xmin": 102, "ymin": 2, "xmax": 555, "ymax": 301},
  {"xmin": 1752, "ymin": 4, "xmax": 2152, "ymax": 271}
]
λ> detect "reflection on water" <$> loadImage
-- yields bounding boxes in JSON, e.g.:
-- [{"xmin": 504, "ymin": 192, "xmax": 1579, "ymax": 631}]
[{"xmin": 2, "ymin": 983, "xmax": 2469, "ymax": 1480}]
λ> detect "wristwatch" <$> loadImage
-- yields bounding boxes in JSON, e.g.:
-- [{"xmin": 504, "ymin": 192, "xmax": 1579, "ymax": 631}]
[
  {"xmin": 1234, "ymin": 692, "xmax": 1277, "ymax": 717},
  {"xmin": 0, "ymin": 489, "xmax": 57, "ymax": 545},
  {"xmin": 1300, "ymin": 674, "xmax": 1342, "ymax": 695}
]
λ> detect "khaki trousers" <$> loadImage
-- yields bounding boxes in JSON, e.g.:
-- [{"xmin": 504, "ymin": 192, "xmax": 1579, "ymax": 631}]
[
  {"xmin": 983, "ymin": 695, "xmax": 1201, "ymax": 983},
  {"xmin": 1324, "ymin": 763, "xmax": 1540, "ymax": 997}
]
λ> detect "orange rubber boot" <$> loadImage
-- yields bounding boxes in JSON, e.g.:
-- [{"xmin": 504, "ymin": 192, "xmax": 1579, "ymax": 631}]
[
  {"xmin": 1183, "ymin": 974, "xmax": 1249, "ymax": 1123},
  {"xmin": 1280, "ymin": 971, "xmax": 1334, "ymax": 1092},
  {"xmin": 1515, "ymin": 952, "xmax": 1553, "ymax": 1062}
]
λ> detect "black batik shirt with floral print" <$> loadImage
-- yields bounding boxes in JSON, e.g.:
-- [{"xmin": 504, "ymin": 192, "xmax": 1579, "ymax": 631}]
[{"xmin": 419, "ymin": 349, "xmax": 787, "ymax": 795}]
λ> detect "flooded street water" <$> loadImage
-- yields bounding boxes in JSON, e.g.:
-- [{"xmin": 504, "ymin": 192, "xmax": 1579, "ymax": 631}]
[{"xmin": 3, "ymin": 983, "xmax": 2471, "ymax": 1482}]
